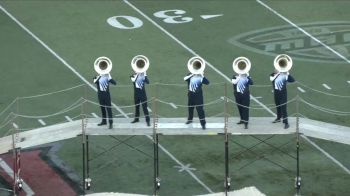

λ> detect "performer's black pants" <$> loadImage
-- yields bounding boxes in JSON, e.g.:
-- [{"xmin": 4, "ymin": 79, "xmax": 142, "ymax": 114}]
[
  {"xmin": 98, "ymin": 92, "xmax": 113, "ymax": 124},
  {"xmin": 187, "ymin": 91, "xmax": 206, "ymax": 126},
  {"xmin": 134, "ymin": 90, "xmax": 150, "ymax": 123},
  {"xmin": 274, "ymin": 90, "xmax": 288, "ymax": 124},
  {"xmin": 234, "ymin": 92, "xmax": 250, "ymax": 124}
]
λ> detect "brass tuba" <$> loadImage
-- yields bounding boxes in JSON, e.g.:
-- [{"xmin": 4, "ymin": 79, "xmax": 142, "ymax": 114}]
[
  {"xmin": 232, "ymin": 57, "xmax": 251, "ymax": 75},
  {"xmin": 274, "ymin": 54, "xmax": 292, "ymax": 73},
  {"xmin": 94, "ymin": 56, "xmax": 112, "ymax": 75},
  {"xmin": 187, "ymin": 56, "xmax": 206, "ymax": 74},
  {"xmin": 131, "ymin": 55, "xmax": 149, "ymax": 73}
]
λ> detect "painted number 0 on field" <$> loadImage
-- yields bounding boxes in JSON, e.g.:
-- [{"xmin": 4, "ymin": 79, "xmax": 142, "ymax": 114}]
[
  {"xmin": 107, "ymin": 16, "xmax": 143, "ymax": 29},
  {"xmin": 107, "ymin": 9, "xmax": 193, "ymax": 29}
]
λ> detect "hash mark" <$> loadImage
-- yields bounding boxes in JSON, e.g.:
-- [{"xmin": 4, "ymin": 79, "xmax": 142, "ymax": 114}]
[
  {"xmin": 38, "ymin": 119, "xmax": 46, "ymax": 126},
  {"xmin": 322, "ymin": 84, "xmax": 331, "ymax": 90},
  {"xmin": 297, "ymin": 87, "xmax": 306, "ymax": 93},
  {"xmin": 65, "ymin": 116, "xmax": 73, "ymax": 122},
  {"xmin": 12, "ymin": 123, "xmax": 19, "ymax": 129}
]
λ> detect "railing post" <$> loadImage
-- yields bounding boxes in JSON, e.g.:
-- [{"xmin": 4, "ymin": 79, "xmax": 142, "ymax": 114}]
[
  {"xmin": 11, "ymin": 132, "xmax": 16, "ymax": 195},
  {"xmin": 81, "ymin": 90, "xmax": 90, "ymax": 193},
  {"xmin": 13, "ymin": 98, "xmax": 23, "ymax": 194},
  {"xmin": 151, "ymin": 82, "xmax": 160, "ymax": 195},
  {"xmin": 224, "ymin": 83, "xmax": 230, "ymax": 195},
  {"xmin": 152, "ymin": 96, "xmax": 160, "ymax": 195},
  {"xmin": 295, "ymin": 94, "xmax": 301, "ymax": 195}
]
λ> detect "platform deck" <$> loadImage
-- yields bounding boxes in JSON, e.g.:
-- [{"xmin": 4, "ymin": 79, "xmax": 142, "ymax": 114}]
[{"xmin": 0, "ymin": 117, "xmax": 349, "ymax": 154}]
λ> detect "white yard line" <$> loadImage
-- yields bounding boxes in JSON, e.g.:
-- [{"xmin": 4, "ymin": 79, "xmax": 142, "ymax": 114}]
[
  {"xmin": 347, "ymin": 81, "xmax": 350, "ymax": 84},
  {"xmin": 146, "ymin": 135, "xmax": 213, "ymax": 193},
  {"xmin": 256, "ymin": 0, "xmax": 350, "ymax": 64},
  {"xmin": 0, "ymin": 158, "xmax": 35, "ymax": 195},
  {"xmin": 2, "ymin": 3, "xmax": 348, "ymax": 195},
  {"xmin": 297, "ymin": 87, "xmax": 306, "ymax": 93},
  {"xmin": 38, "ymin": 119, "xmax": 46, "ymax": 126},
  {"xmin": 0, "ymin": 3, "xmax": 214, "ymax": 193},
  {"xmin": 123, "ymin": 0, "xmax": 278, "ymax": 192},
  {"xmin": 301, "ymin": 136, "xmax": 350, "ymax": 174},
  {"xmin": 124, "ymin": 0, "xmax": 350, "ymax": 177},
  {"xmin": 322, "ymin": 84, "xmax": 332, "ymax": 90},
  {"xmin": 123, "ymin": 0, "xmax": 275, "ymax": 117},
  {"xmin": 0, "ymin": 4, "xmax": 128, "ymax": 118},
  {"xmin": 256, "ymin": 0, "xmax": 350, "ymax": 175}
]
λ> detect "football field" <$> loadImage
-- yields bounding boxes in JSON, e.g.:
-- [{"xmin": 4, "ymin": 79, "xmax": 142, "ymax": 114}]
[{"xmin": 0, "ymin": 0, "xmax": 350, "ymax": 195}]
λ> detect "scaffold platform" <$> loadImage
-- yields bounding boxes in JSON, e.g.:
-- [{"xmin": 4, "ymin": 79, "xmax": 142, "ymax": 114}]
[{"xmin": 0, "ymin": 117, "xmax": 349, "ymax": 154}]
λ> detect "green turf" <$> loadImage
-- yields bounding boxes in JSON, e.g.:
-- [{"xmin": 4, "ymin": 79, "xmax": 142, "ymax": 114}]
[{"xmin": 0, "ymin": 0, "xmax": 349, "ymax": 195}]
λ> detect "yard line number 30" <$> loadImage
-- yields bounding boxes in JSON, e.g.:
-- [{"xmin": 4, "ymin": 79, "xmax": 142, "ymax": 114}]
[{"xmin": 107, "ymin": 9, "xmax": 193, "ymax": 29}]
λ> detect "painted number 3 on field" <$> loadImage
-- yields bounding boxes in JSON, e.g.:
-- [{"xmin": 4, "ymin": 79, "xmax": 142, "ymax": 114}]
[{"xmin": 107, "ymin": 9, "xmax": 193, "ymax": 29}]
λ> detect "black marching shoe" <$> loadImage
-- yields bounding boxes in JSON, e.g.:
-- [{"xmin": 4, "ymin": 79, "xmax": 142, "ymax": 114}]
[
  {"xmin": 237, "ymin": 121, "xmax": 244, "ymax": 125},
  {"xmin": 272, "ymin": 118, "xmax": 281, "ymax": 123},
  {"xmin": 244, "ymin": 123, "xmax": 248, "ymax": 129},
  {"xmin": 147, "ymin": 121, "xmax": 151, "ymax": 127},
  {"xmin": 98, "ymin": 121, "xmax": 107, "ymax": 126},
  {"xmin": 201, "ymin": 124, "xmax": 206, "ymax": 130},
  {"xmin": 284, "ymin": 123, "xmax": 290, "ymax": 129},
  {"xmin": 131, "ymin": 119, "xmax": 139, "ymax": 123},
  {"xmin": 109, "ymin": 124, "xmax": 113, "ymax": 129},
  {"xmin": 185, "ymin": 120, "xmax": 192, "ymax": 124}
]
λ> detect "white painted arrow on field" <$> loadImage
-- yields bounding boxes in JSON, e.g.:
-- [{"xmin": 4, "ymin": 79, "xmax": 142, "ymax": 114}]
[{"xmin": 200, "ymin": 14, "xmax": 223, "ymax": 20}]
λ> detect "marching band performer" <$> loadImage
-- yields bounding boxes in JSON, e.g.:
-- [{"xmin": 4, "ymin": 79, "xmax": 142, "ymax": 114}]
[
  {"xmin": 184, "ymin": 72, "xmax": 210, "ymax": 130},
  {"xmin": 232, "ymin": 73, "xmax": 253, "ymax": 129},
  {"xmin": 93, "ymin": 72, "xmax": 116, "ymax": 129},
  {"xmin": 270, "ymin": 70, "xmax": 295, "ymax": 129},
  {"xmin": 130, "ymin": 72, "xmax": 150, "ymax": 126}
]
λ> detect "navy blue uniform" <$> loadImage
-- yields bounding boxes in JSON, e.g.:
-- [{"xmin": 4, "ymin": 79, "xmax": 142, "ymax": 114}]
[
  {"xmin": 232, "ymin": 75, "xmax": 253, "ymax": 125},
  {"xmin": 94, "ymin": 74, "xmax": 116, "ymax": 126},
  {"xmin": 270, "ymin": 72, "xmax": 295, "ymax": 125},
  {"xmin": 184, "ymin": 73, "xmax": 210, "ymax": 128},
  {"xmin": 131, "ymin": 73, "xmax": 150, "ymax": 124}
]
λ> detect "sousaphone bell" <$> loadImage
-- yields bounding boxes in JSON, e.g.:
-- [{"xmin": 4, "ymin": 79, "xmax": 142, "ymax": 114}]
[
  {"xmin": 94, "ymin": 56, "xmax": 112, "ymax": 75},
  {"xmin": 232, "ymin": 57, "xmax": 251, "ymax": 75},
  {"xmin": 274, "ymin": 54, "xmax": 293, "ymax": 73},
  {"xmin": 187, "ymin": 56, "xmax": 206, "ymax": 74},
  {"xmin": 131, "ymin": 55, "xmax": 150, "ymax": 73}
]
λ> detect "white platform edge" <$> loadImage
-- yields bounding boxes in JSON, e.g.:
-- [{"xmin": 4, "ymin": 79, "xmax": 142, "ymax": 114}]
[{"xmin": 1, "ymin": 117, "xmax": 349, "ymax": 154}]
